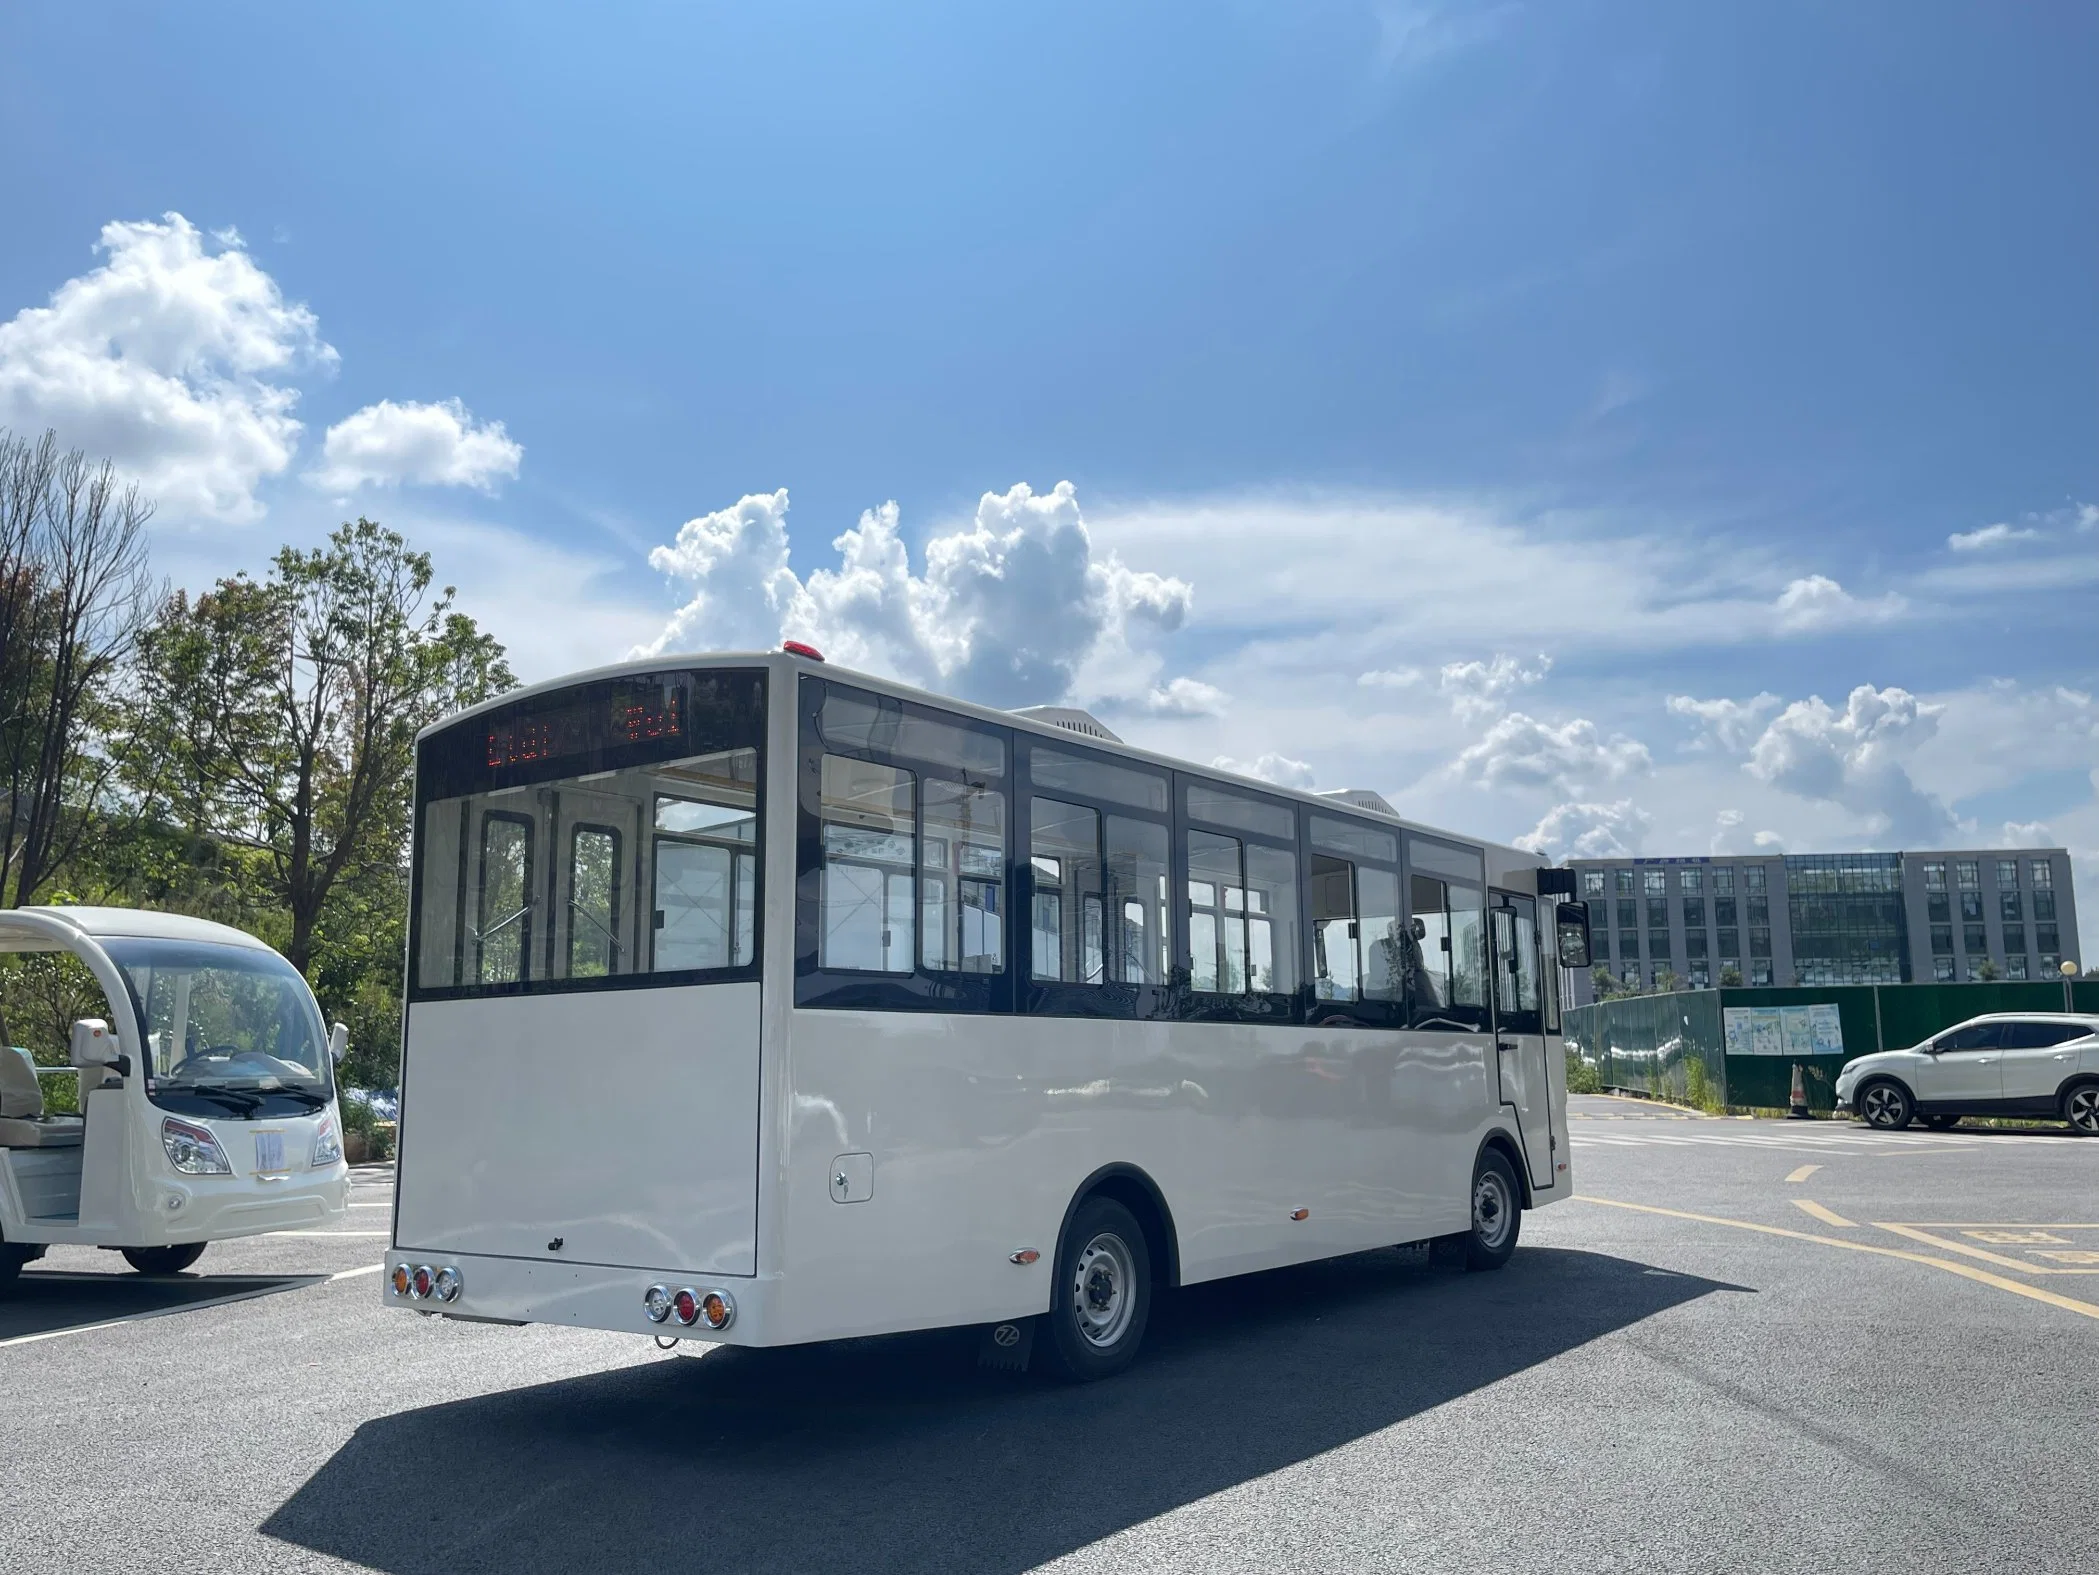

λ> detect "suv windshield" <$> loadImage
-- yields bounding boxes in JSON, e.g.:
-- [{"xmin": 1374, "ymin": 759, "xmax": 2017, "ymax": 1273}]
[{"xmin": 105, "ymin": 938, "xmax": 332, "ymax": 1121}]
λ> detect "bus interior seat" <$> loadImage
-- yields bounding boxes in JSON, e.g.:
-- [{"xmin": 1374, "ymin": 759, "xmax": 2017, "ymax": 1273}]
[{"xmin": 0, "ymin": 1046, "xmax": 85, "ymax": 1148}]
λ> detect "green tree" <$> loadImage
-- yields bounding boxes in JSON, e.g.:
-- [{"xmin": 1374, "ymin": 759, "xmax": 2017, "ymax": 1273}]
[
  {"xmin": 1718, "ymin": 964, "xmax": 1744, "ymax": 988},
  {"xmin": 122, "ymin": 518, "xmax": 512, "ymax": 971},
  {"xmin": 1973, "ymin": 959, "xmax": 2002, "ymax": 982},
  {"xmin": 1652, "ymin": 968, "xmax": 1684, "ymax": 995}
]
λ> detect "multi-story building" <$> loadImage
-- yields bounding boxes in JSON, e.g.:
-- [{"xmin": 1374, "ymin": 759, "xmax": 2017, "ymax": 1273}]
[{"xmin": 1564, "ymin": 848, "xmax": 2078, "ymax": 999}]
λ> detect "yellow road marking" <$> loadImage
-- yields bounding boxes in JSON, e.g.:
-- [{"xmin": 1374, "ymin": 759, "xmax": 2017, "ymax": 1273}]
[
  {"xmin": 1786, "ymin": 1164, "xmax": 1820, "ymax": 1183},
  {"xmin": 1868, "ymin": 1223, "xmax": 2099, "ymax": 1276},
  {"xmin": 1574, "ymin": 1196, "xmax": 2099, "ymax": 1322},
  {"xmin": 1792, "ymin": 1199, "xmax": 1855, "ymax": 1229}
]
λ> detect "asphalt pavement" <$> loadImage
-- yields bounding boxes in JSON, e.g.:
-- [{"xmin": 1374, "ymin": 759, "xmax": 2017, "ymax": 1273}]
[{"xmin": 5, "ymin": 1099, "xmax": 2096, "ymax": 1574}]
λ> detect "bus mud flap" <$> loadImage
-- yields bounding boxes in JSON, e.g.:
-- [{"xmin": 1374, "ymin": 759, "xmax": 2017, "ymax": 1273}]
[{"xmin": 976, "ymin": 1315, "xmax": 1037, "ymax": 1372}]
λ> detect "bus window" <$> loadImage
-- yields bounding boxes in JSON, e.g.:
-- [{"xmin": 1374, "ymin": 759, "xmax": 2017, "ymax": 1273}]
[
  {"xmin": 1187, "ymin": 831, "xmax": 1299, "ymax": 996},
  {"xmin": 1359, "ymin": 867, "xmax": 1404, "ymax": 1002},
  {"xmin": 1031, "ymin": 744, "xmax": 1169, "ymax": 813},
  {"xmin": 1310, "ymin": 855, "xmax": 1359, "ymax": 1001},
  {"xmin": 1106, "ymin": 815, "xmax": 1169, "ymax": 985},
  {"xmin": 1408, "ymin": 835, "xmax": 1488, "ymax": 1030},
  {"xmin": 819, "ymin": 755, "xmax": 917, "ymax": 973},
  {"xmin": 568, "ymin": 826, "xmax": 621, "ymax": 978},
  {"xmin": 1032, "ymin": 798, "xmax": 1103, "ymax": 984},
  {"xmin": 1247, "ymin": 845, "xmax": 1300, "ymax": 995},
  {"xmin": 476, "ymin": 813, "xmax": 533, "ymax": 985},
  {"xmin": 923, "ymin": 780, "xmax": 1005, "ymax": 975}
]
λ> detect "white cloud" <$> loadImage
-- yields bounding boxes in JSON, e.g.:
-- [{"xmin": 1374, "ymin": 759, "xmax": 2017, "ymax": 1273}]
[
  {"xmin": 1999, "ymin": 820, "xmax": 2053, "ymax": 848},
  {"xmin": 0, "ymin": 212, "xmax": 335, "ymax": 521},
  {"xmin": 1514, "ymin": 799, "xmax": 1652, "ymax": 859},
  {"xmin": 308, "ymin": 398, "xmax": 522, "ymax": 493},
  {"xmin": 1452, "ymin": 711, "xmax": 1651, "ymax": 794},
  {"xmin": 1357, "ymin": 666, "xmax": 1424, "ymax": 690},
  {"xmin": 1440, "ymin": 653, "xmax": 1550, "ymax": 722},
  {"xmin": 1668, "ymin": 692, "xmax": 1782, "ymax": 753},
  {"xmin": 643, "ymin": 481, "xmax": 1194, "ymax": 709},
  {"xmin": 1742, "ymin": 684, "xmax": 1953, "ymax": 841},
  {"xmin": 1771, "ymin": 574, "xmax": 1907, "ymax": 633},
  {"xmin": 1947, "ymin": 522, "xmax": 2040, "ymax": 552},
  {"xmin": 1140, "ymin": 677, "xmax": 1228, "ymax": 718},
  {"xmin": 1212, "ymin": 752, "xmax": 1317, "ymax": 789}
]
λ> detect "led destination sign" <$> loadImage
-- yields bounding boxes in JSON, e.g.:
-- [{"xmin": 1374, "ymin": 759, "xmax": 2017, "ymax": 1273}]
[{"xmin": 484, "ymin": 683, "xmax": 685, "ymax": 770}]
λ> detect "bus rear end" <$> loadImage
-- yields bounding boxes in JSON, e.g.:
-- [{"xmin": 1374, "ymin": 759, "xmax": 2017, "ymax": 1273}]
[{"xmin": 385, "ymin": 661, "xmax": 776, "ymax": 1339}]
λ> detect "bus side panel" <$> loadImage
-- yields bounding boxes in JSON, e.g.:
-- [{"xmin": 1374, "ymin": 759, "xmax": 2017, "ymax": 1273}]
[
  {"xmin": 397, "ymin": 983, "xmax": 760, "ymax": 1275},
  {"xmin": 767, "ymin": 1010, "xmax": 1495, "ymax": 1344}
]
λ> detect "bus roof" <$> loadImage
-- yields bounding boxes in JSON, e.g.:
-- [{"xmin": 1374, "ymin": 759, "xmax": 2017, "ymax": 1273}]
[{"xmin": 421, "ymin": 649, "xmax": 1550, "ymax": 876}]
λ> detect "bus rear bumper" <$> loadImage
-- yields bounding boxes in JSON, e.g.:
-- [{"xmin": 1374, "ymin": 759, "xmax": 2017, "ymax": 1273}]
[{"xmin": 379, "ymin": 1246, "xmax": 776, "ymax": 1345}]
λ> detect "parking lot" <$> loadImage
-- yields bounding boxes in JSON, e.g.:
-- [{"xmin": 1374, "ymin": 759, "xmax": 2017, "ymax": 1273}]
[{"xmin": 6, "ymin": 1098, "xmax": 2096, "ymax": 1575}]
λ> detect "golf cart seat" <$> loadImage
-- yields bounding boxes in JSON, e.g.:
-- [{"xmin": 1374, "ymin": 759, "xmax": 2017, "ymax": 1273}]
[{"xmin": 0, "ymin": 1046, "xmax": 83, "ymax": 1148}]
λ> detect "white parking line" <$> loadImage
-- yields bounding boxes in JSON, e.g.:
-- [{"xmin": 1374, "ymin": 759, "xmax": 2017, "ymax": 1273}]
[
  {"xmin": 265, "ymin": 1230, "xmax": 392, "ymax": 1238},
  {"xmin": 0, "ymin": 1276, "xmax": 324, "ymax": 1349},
  {"xmin": 329, "ymin": 1263, "xmax": 385, "ymax": 1281}
]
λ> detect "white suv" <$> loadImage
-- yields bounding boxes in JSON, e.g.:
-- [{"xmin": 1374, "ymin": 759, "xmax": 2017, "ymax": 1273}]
[{"xmin": 1834, "ymin": 1014, "xmax": 2099, "ymax": 1134}]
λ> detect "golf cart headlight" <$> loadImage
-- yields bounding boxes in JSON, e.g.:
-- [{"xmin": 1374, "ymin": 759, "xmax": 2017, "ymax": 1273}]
[
  {"xmin": 161, "ymin": 1117, "xmax": 231, "ymax": 1176},
  {"xmin": 311, "ymin": 1119, "xmax": 342, "ymax": 1167}
]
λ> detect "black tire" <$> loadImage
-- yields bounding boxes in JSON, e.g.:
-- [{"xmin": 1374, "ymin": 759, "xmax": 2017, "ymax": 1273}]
[
  {"xmin": 1858, "ymin": 1080, "xmax": 1913, "ymax": 1131},
  {"xmin": 1923, "ymin": 1113, "xmax": 1961, "ymax": 1131},
  {"xmin": 122, "ymin": 1243, "xmax": 207, "ymax": 1276},
  {"xmin": 2063, "ymin": 1082, "xmax": 2099, "ymax": 1137},
  {"xmin": 1458, "ymin": 1147, "xmax": 1522, "ymax": 1271},
  {"xmin": 1040, "ymin": 1196, "xmax": 1152, "ymax": 1382},
  {"xmin": 0, "ymin": 1244, "xmax": 31, "ymax": 1288}
]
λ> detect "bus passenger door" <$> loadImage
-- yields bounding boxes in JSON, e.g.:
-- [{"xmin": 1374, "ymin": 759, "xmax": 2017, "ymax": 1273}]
[
  {"xmin": 550, "ymin": 786, "xmax": 645, "ymax": 982},
  {"xmin": 1490, "ymin": 893, "xmax": 1555, "ymax": 1190}
]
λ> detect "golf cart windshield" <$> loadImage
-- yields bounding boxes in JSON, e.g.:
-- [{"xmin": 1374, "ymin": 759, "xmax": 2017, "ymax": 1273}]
[{"xmin": 104, "ymin": 938, "xmax": 333, "ymax": 1120}]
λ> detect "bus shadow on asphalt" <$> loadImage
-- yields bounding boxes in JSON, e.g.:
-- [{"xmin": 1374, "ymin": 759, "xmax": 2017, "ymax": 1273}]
[
  {"xmin": 263, "ymin": 1246, "xmax": 1745, "ymax": 1574},
  {"xmin": 1, "ymin": 1270, "xmax": 321, "ymax": 1341}
]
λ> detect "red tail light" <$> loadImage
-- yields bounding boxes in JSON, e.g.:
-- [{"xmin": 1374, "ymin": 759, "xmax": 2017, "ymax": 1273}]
[{"xmin": 672, "ymin": 1288, "xmax": 700, "ymax": 1326}]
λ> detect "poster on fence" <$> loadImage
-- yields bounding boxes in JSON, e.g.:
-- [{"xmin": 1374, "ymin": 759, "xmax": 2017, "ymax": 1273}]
[{"xmin": 1724, "ymin": 1003, "xmax": 1847, "ymax": 1057}]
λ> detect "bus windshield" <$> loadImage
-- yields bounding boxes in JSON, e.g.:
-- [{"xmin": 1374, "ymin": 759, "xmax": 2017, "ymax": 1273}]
[
  {"xmin": 410, "ymin": 666, "xmax": 767, "ymax": 997},
  {"xmin": 107, "ymin": 938, "xmax": 333, "ymax": 1120}
]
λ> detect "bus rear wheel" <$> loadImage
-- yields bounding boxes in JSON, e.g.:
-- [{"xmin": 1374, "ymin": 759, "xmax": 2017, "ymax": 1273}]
[
  {"xmin": 122, "ymin": 1243, "xmax": 206, "ymax": 1276},
  {"xmin": 1040, "ymin": 1196, "xmax": 1152, "ymax": 1382}
]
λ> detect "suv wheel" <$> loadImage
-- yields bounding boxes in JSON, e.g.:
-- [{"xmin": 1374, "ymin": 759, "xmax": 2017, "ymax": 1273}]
[
  {"xmin": 2064, "ymin": 1083, "xmax": 2099, "ymax": 1137},
  {"xmin": 1859, "ymin": 1081, "xmax": 1913, "ymax": 1131}
]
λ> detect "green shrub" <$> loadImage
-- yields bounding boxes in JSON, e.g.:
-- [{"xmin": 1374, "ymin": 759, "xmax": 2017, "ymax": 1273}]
[{"xmin": 1566, "ymin": 1048, "xmax": 1603, "ymax": 1094}]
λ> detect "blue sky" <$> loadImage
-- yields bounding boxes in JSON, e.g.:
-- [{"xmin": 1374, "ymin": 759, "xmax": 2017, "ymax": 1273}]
[{"xmin": 3, "ymin": 3, "xmax": 2096, "ymax": 960}]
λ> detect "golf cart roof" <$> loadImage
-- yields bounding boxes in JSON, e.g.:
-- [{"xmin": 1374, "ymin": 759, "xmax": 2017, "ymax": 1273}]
[{"xmin": 3, "ymin": 906, "xmax": 279, "ymax": 953}]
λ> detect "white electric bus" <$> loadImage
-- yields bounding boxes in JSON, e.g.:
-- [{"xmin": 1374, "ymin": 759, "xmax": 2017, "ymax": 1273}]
[{"xmin": 385, "ymin": 648, "xmax": 1589, "ymax": 1378}]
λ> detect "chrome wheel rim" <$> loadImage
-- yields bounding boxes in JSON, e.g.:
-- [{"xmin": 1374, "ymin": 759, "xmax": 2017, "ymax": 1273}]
[
  {"xmin": 2070, "ymin": 1088, "xmax": 2099, "ymax": 1134},
  {"xmin": 1072, "ymin": 1231, "xmax": 1136, "ymax": 1348},
  {"xmin": 1862, "ymin": 1086, "xmax": 1903, "ymax": 1127},
  {"xmin": 1473, "ymin": 1170, "xmax": 1513, "ymax": 1252}
]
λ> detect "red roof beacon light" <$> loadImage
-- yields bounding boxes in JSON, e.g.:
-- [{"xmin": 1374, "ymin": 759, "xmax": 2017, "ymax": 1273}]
[{"xmin": 781, "ymin": 640, "xmax": 825, "ymax": 662}]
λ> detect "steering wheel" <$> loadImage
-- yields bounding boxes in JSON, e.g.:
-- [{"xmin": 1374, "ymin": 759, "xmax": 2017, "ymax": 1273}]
[{"xmin": 170, "ymin": 1042, "xmax": 250, "ymax": 1076}]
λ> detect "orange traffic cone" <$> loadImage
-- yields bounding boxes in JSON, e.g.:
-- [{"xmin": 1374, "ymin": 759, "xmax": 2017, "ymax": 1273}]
[{"xmin": 1787, "ymin": 1062, "xmax": 1811, "ymax": 1120}]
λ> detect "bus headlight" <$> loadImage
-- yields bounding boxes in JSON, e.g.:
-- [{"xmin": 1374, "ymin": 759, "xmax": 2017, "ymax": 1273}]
[{"xmin": 161, "ymin": 1117, "xmax": 232, "ymax": 1176}]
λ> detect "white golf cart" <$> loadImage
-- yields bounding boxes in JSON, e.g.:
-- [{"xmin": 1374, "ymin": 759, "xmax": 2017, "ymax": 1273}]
[{"xmin": 0, "ymin": 906, "xmax": 351, "ymax": 1286}]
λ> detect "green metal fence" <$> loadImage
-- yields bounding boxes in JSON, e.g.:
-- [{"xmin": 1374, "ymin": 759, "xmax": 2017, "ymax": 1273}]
[{"xmin": 1564, "ymin": 978, "xmax": 2099, "ymax": 1112}]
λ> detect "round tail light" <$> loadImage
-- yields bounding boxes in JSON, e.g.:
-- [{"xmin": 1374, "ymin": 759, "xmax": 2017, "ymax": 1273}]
[
  {"xmin": 643, "ymin": 1285, "xmax": 673, "ymax": 1324},
  {"xmin": 671, "ymin": 1288, "xmax": 700, "ymax": 1326},
  {"xmin": 411, "ymin": 1265, "xmax": 434, "ymax": 1301},
  {"xmin": 699, "ymin": 1291, "xmax": 735, "ymax": 1330},
  {"xmin": 390, "ymin": 1264, "xmax": 412, "ymax": 1298},
  {"xmin": 433, "ymin": 1266, "xmax": 462, "ymax": 1304}
]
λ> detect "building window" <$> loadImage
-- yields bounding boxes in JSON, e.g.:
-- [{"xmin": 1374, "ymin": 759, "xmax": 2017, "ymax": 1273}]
[
  {"xmin": 1964, "ymin": 924, "xmax": 1987, "ymax": 954},
  {"xmin": 2008, "ymin": 955, "xmax": 2029, "ymax": 980},
  {"xmin": 1648, "ymin": 930, "xmax": 1672, "ymax": 960},
  {"xmin": 1592, "ymin": 928, "xmax": 1611, "ymax": 959},
  {"xmin": 2001, "ymin": 890, "xmax": 2022, "ymax": 924},
  {"xmin": 1620, "ymin": 930, "xmax": 1638, "ymax": 958},
  {"xmin": 2031, "ymin": 860, "xmax": 2052, "ymax": 889},
  {"xmin": 1686, "ymin": 931, "xmax": 1708, "ymax": 958},
  {"xmin": 1715, "ymin": 898, "xmax": 1736, "ymax": 926},
  {"xmin": 1647, "ymin": 897, "xmax": 1668, "ymax": 928},
  {"xmin": 1644, "ymin": 868, "xmax": 1667, "ymax": 896},
  {"xmin": 1680, "ymin": 868, "xmax": 1702, "ymax": 893},
  {"xmin": 1929, "ymin": 925, "xmax": 1953, "ymax": 954},
  {"xmin": 1615, "ymin": 867, "xmax": 1635, "ymax": 895},
  {"xmin": 1751, "ymin": 961, "xmax": 1773, "ymax": 986},
  {"xmin": 1956, "ymin": 860, "xmax": 1979, "ymax": 889},
  {"xmin": 1582, "ymin": 870, "xmax": 1606, "ymax": 897},
  {"xmin": 1745, "ymin": 866, "xmax": 1767, "ymax": 894},
  {"xmin": 2036, "ymin": 923, "xmax": 2060, "ymax": 955},
  {"xmin": 1997, "ymin": 859, "xmax": 2018, "ymax": 889},
  {"xmin": 1960, "ymin": 891, "xmax": 1982, "ymax": 922},
  {"xmin": 1718, "ymin": 927, "xmax": 1739, "ymax": 956},
  {"xmin": 2003, "ymin": 925, "xmax": 2027, "ymax": 956},
  {"xmin": 1933, "ymin": 955, "xmax": 1955, "ymax": 982},
  {"xmin": 2035, "ymin": 890, "xmax": 2056, "ymax": 922},
  {"xmin": 1927, "ymin": 892, "xmax": 1950, "ymax": 923},
  {"xmin": 1749, "ymin": 928, "xmax": 1772, "ymax": 957},
  {"xmin": 1747, "ymin": 898, "xmax": 1770, "ymax": 926},
  {"xmin": 1618, "ymin": 898, "xmax": 1638, "ymax": 930},
  {"xmin": 1713, "ymin": 868, "xmax": 1734, "ymax": 895},
  {"xmin": 1688, "ymin": 966, "xmax": 1710, "ymax": 988},
  {"xmin": 1683, "ymin": 898, "xmax": 1706, "ymax": 927},
  {"xmin": 2040, "ymin": 954, "xmax": 2061, "ymax": 974},
  {"xmin": 1922, "ymin": 860, "xmax": 1947, "ymax": 892}
]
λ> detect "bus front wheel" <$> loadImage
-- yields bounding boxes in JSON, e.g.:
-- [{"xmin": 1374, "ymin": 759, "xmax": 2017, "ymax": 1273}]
[
  {"xmin": 1041, "ymin": 1195, "xmax": 1152, "ymax": 1382},
  {"xmin": 122, "ymin": 1243, "xmax": 206, "ymax": 1276},
  {"xmin": 1432, "ymin": 1147, "xmax": 1522, "ymax": 1272}
]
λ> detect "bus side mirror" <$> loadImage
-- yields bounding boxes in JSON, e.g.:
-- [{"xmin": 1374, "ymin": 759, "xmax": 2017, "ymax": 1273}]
[
  {"xmin": 1555, "ymin": 903, "xmax": 1592, "ymax": 969},
  {"xmin": 328, "ymin": 1023, "xmax": 350, "ymax": 1066}
]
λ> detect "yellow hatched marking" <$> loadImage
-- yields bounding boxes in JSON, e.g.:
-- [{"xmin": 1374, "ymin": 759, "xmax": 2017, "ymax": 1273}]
[
  {"xmin": 1785, "ymin": 1164, "xmax": 1820, "ymax": 1183},
  {"xmin": 1574, "ymin": 1196, "xmax": 2099, "ymax": 1321},
  {"xmin": 1791, "ymin": 1199, "xmax": 1855, "ymax": 1229},
  {"xmin": 1868, "ymin": 1223, "xmax": 2099, "ymax": 1276}
]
